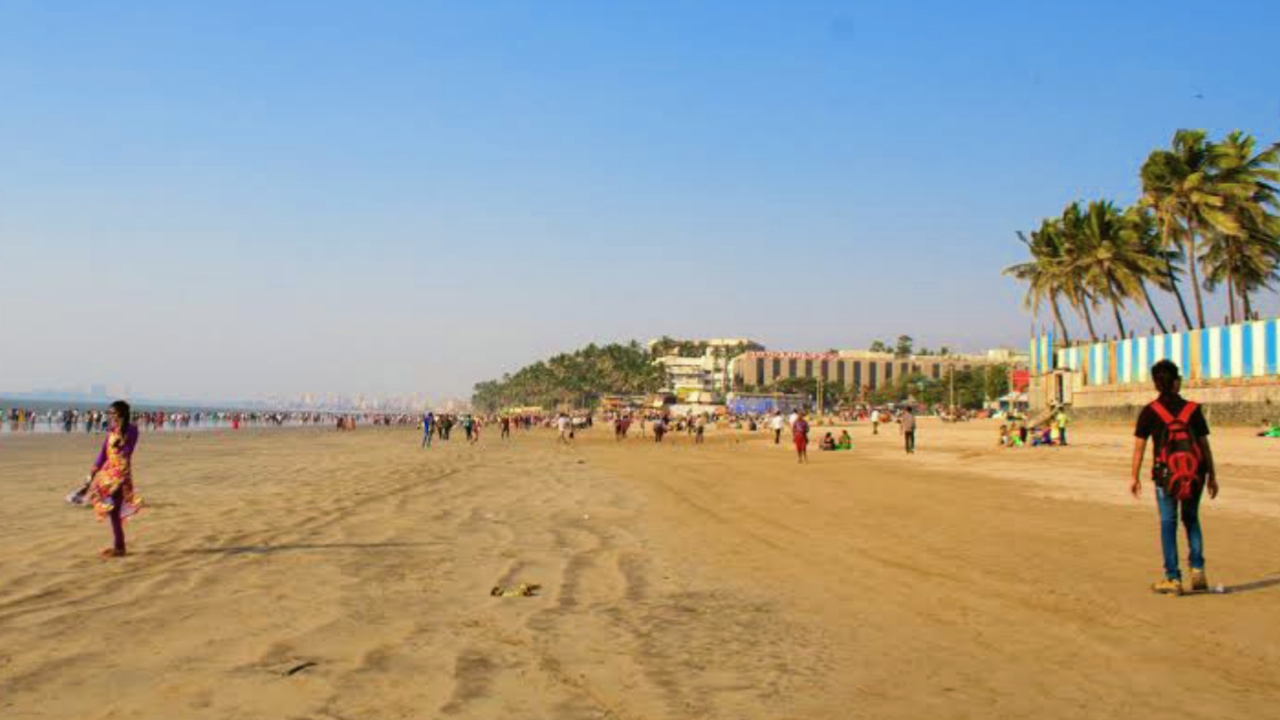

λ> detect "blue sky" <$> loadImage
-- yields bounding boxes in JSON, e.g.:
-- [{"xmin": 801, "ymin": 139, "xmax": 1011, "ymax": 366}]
[{"xmin": 2, "ymin": 1, "xmax": 1278, "ymax": 401}]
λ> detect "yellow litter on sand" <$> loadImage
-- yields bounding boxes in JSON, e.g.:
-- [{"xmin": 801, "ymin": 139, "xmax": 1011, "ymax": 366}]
[{"xmin": 491, "ymin": 583, "xmax": 541, "ymax": 597}]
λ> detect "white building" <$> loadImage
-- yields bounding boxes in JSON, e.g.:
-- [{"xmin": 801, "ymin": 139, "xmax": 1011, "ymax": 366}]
[{"xmin": 650, "ymin": 338, "xmax": 765, "ymax": 401}]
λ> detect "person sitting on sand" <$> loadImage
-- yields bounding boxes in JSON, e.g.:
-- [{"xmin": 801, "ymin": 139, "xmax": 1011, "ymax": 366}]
[
  {"xmin": 1031, "ymin": 425, "xmax": 1054, "ymax": 447},
  {"xmin": 1258, "ymin": 419, "xmax": 1280, "ymax": 438},
  {"xmin": 837, "ymin": 430, "xmax": 853, "ymax": 450},
  {"xmin": 820, "ymin": 432, "xmax": 836, "ymax": 451}
]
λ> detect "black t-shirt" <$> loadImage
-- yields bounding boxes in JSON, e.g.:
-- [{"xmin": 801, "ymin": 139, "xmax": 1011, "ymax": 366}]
[{"xmin": 1134, "ymin": 392, "xmax": 1210, "ymax": 465}]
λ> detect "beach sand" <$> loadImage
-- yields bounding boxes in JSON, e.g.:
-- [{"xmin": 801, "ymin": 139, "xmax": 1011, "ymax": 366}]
[{"xmin": 2, "ymin": 420, "xmax": 1279, "ymax": 718}]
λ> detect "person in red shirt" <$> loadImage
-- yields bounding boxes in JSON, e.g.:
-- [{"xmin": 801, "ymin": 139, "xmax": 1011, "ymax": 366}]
[{"xmin": 793, "ymin": 410, "xmax": 810, "ymax": 464}]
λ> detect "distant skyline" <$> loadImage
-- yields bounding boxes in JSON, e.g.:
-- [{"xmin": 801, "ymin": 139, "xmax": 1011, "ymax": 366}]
[{"xmin": 3, "ymin": 1, "xmax": 1278, "ymax": 401}]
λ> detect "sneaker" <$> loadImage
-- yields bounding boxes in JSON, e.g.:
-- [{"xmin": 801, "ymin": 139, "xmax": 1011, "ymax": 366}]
[
  {"xmin": 1190, "ymin": 569, "xmax": 1208, "ymax": 592},
  {"xmin": 1151, "ymin": 578, "xmax": 1183, "ymax": 595}
]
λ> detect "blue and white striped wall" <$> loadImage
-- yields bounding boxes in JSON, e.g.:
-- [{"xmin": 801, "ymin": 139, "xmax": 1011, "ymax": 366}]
[
  {"xmin": 1028, "ymin": 333, "xmax": 1054, "ymax": 375},
  {"xmin": 1042, "ymin": 318, "xmax": 1280, "ymax": 386}
]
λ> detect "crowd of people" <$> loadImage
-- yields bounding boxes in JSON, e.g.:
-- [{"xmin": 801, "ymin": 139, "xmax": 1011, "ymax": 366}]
[
  {"xmin": 1, "ymin": 406, "xmax": 363, "ymax": 434},
  {"xmin": 587, "ymin": 403, "xmax": 932, "ymax": 462},
  {"xmin": 417, "ymin": 411, "xmax": 581, "ymax": 447},
  {"xmin": 998, "ymin": 408, "xmax": 1071, "ymax": 448},
  {"xmin": 49, "ymin": 357, "xmax": 1235, "ymax": 601}
]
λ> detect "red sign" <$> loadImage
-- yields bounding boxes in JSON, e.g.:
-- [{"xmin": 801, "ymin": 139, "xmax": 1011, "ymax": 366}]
[
  {"xmin": 1011, "ymin": 369, "xmax": 1030, "ymax": 393},
  {"xmin": 741, "ymin": 351, "xmax": 838, "ymax": 360}
]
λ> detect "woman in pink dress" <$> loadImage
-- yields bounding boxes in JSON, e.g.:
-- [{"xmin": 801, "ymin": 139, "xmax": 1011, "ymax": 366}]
[{"xmin": 87, "ymin": 401, "xmax": 142, "ymax": 557}]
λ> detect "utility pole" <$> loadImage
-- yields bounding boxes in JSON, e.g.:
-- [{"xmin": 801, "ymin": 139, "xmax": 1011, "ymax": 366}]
[{"xmin": 949, "ymin": 364, "xmax": 955, "ymax": 417}]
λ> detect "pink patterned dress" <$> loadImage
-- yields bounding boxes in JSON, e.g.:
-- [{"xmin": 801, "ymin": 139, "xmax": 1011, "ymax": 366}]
[{"xmin": 88, "ymin": 425, "xmax": 143, "ymax": 523}]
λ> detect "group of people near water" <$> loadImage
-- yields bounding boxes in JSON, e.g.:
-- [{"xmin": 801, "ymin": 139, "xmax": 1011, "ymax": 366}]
[
  {"xmin": 65, "ymin": 359, "xmax": 1236, "ymax": 599},
  {"xmin": 419, "ymin": 411, "xmax": 552, "ymax": 447},
  {"xmin": 2, "ymin": 406, "xmax": 355, "ymax": 434}
]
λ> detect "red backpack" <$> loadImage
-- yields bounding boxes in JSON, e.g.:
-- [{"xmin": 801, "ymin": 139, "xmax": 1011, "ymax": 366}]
[{"xmin": 1149, "ymin": 400, "xmax": 1204, "ymax": 501}]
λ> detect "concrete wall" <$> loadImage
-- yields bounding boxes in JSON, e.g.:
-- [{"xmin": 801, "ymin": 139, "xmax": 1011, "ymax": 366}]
[{"xmin": 1066, "ymin": 378, "xmax": 1280, "ymax": 425}]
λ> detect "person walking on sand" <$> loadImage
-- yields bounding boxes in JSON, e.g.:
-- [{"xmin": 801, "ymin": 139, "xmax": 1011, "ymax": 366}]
[
  {"xmin": 557, "ymin": 412, "xmax": 572, "ymax": 444},
  {"xmin": 792, "ymin": 410, "xmax": 810, "ymax": 463},
  {"xmin": 421, "ymin": 411, "xmax": 434, "ymax": 448},
  {"xmin": 1131, "ymin": 360, "xmax": 1218, "ymax": 595},
  {"xmin": 86, "ymin": 401, "xmax": 143, "ymax": 558},
  {"xmin": 1055, "ymin": 407, "xmax": 1070, "ymax": 446},
  {"xmin": 871, "ymin": 408, "xmax": 881, "ymax": 435},
  {"xmin": 770, "ymin": 411, "xmax": 784, "ymax": 444},
  {"xmin": 900, "ymin": 407, "xmax": 917, "ymax": 454}
]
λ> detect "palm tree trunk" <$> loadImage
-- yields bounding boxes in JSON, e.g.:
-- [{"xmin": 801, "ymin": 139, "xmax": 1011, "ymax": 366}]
[
  {"xmin": 1110, "ymin": 301, "xmax": 1128, "ymax": 338},
  {"xmin": 1107, "ymin": 279, "xmax": 1129, "ymax": 337},
  {"xmin": 1139, "ymin": 280, "xmax": 1168, "ymax": 333},
  {"xmin": 1050, "ymin": 295, "xmax": 1071, "ymax": 343},
  {"xmin": 1161, "ymin": 224, "xmax": 1194, "ymax": 329},
  {"xmin": 1242, "ymin": 287, "xmax": 1253, "ymax": 321},
  {"xmin": 1080, "ymin": 302, "xmax": 1099, "ymax": 341},
  {"xmin": 1185, "ymin": 227, "xmax": 1207, "ymax": 329},
  {"xmin": 1226, "ymin": 274, "xmax": 1238, "ymax": 324}
]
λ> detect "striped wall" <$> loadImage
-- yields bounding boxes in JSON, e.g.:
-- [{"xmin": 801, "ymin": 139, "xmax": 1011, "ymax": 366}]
[
  {"xmin": 1028, "ymin": 333, "xmax": 1054, "ymax": 375},
  {"xmin": 1041, "ymin": 318, "xmax": 1280, "ymax": 386}
]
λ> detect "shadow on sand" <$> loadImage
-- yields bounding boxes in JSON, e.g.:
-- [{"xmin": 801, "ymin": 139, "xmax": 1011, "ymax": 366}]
[{"xmin": 1224, "ymin": 573, "xmax": 1280, "ymax": 595}]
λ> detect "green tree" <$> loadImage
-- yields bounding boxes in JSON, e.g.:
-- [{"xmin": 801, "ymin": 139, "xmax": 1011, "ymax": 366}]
[
  {"xmin": 894, "ymin": 335, "xmax": 914, "ymax": 357},
  {"xmin": 1055, "ymin": 204, "xmax": 1104, "ymax": 340},
  {"xmin": 1071, "ymin": 200, "xmax": 1165, "ymax": 338},
  {"xmin": 1199, "ymin": 132, "xmax": 1280, "ymax": 322},
  {"xmin": 472, "ymin": 341, "xmax": 665, "ymax": 411},
  {"xmin": 1005, "ymin": 217, "xmax": 1085, "ymax": 342},
  {"xmin": 983, "ymin": 363, "xmax": 1011, "ymax": 400},
  {"xmin": 1140, "ymin": 129, "xmax": 1250, "ymax": 328},
  {"xmin": 1123, "ymin": 206, "xmax": 1179, "ymax": 333}
]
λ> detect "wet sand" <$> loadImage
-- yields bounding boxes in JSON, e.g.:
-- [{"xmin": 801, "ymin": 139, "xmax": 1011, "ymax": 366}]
[{"xmin": 2, "ymin": 420, "xmax": 1278, "ymax": 718}]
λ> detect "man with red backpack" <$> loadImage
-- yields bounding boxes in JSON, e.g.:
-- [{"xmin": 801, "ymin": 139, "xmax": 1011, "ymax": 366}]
[{"xmin": 1130, "ymin": 360, "xmax": 1219, "ymax": 595}]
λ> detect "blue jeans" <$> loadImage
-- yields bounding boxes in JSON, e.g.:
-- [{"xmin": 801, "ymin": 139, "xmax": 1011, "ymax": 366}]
[{"xmin": 1156, "ymin": 486, "xmax": 1204, "ymax": 580}]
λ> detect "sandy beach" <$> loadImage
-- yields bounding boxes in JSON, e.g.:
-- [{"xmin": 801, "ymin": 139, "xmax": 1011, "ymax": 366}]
[{"xmin": 2, "ymin": 420, "xmax": 1279, "ymax": 719}]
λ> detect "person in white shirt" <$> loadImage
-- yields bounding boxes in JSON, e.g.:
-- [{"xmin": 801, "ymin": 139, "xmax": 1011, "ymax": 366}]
[
  {"xmin": 770, "ymin": 412, "xmax": 785, "ymax": 444},
  {"xmin": 871, "ymin": 408, "xmax": 881, "ymax": 435},
  {"xmin": 556, "ymin": 413, "xmax": 572, "ymax": 444}
]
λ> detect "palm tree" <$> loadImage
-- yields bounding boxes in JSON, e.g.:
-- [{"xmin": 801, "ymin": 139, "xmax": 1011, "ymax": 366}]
[
  {"xmin": 1122, "ymin": 206, "xmax": 1176, "ymax": 333},
  {"xmin": 1200, "ymin": 132, "xmax": 1280, "ymax": 322},
  {"xmin": 1057, "ymin": 204, "xmax": 1102, "ymax": 340},
  {"xmin": 1073, "ymin": 200, "xmax": 1159, "ymax": 338},
  {"xmin": 1140, "ymin": 129, "xmax": 1231, "ymax": 329},
  {"xmin": 1005, "ymin": 218, "xmax": 1073, "ymax": 343}
]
